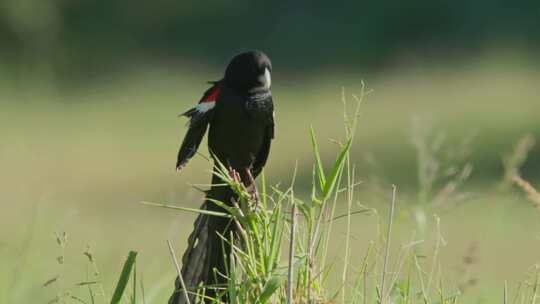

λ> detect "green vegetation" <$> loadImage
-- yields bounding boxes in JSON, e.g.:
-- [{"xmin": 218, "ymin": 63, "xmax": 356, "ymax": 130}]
[{"xmin": 2, "ymin": 58, "xmax": 540, "ymax": 303}]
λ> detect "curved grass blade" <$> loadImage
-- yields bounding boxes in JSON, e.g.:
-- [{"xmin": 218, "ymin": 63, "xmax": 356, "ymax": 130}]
[
  {"xmin": 140, "ymin": 201, "xmax": 231, "ymax": 218},
  {"xmin": 110, "ymin": 251, "xmax": 137, "ymax": 304},
  {"xmin": 322, "ymin": 137, "xmax": 352, "ymax": 200},
  {"xmin": 258, "ymin": 274, "xmax": 285, "ymax": 303},
  {"xmin": 310, "ymin": 126, "xmax": 326, "ymax": 190}
]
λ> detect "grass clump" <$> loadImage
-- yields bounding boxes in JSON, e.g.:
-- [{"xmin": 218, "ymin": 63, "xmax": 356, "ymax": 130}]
[
  {"xmin": 40, "ymin": 86, "xmax": 540, "ymax": 304},
  {"xmin": 157, "ymin": 85, "xmax": 462, "ymax": 303},
  {"xmin": 43, "ymin": 233, "xmax": 140, "ymax": 304},
  {"xmin": 145, "ymin": 86, "xmax": 370, "ymax": 303}
]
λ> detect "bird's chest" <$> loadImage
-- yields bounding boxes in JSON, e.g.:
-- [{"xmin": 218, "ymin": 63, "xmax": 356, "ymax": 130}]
[
  {"xmin": 213, "ymin": 98, "xmax": 267, "ymax": 135},
  {"xmin": 208, "ymin": 95, "xmax": 270, "ymax": 167}
]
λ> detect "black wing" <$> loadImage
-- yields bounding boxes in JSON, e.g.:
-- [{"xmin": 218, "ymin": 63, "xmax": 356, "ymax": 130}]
[
  {"xmin": 176, "ymin": 114, "xmax": 212, "ymax": 171},
  {"xmin": 252, "ymin": 114, "xmax": 274, "ymax": 178},
  {"xmin": 176, "ymin": 83, "xmax": 221, "ymax": 171}
]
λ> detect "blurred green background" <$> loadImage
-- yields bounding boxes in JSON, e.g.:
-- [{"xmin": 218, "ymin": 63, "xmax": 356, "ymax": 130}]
[{"xmin": 1, "ymin": 1, "xmax": 540, "ymax": 303}]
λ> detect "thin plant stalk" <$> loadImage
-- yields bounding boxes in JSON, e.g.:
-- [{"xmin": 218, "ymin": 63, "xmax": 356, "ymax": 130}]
[
  {"xmin": 532, "ymin": 273, "xmax": 539, "ymax": 304},
  {"xmin": 307, "ymin": 206, "xmax": 314, "ymax": 303},
  {"xmin": 414, "ymin": 254, "xmax": 429, "ymax": 303},
  {"xmin": 364, "ymin": 262, "xmax": 368, "ymax": 304},
  {"xmin": 167, "ymin": 240, "xmax": 191, "ymax": 304},
  {"xmin": 505, "ymin": 280, "xmax": 508, "ymax": 304},
  {"xmin": 287, "ymin": 200, "xmax": 297, "ymax": 304},
  {"xmin": 380, "ymin": 185, "xmax": 397, "ymax": 304},
  {"xmin": 341, "ymin": 158, "xmax": 355, "ymax": 303},
  {"xmin": 320, "ymin": 167, "xmax": 345, "ymax": 282},
  {"xmin": 427, "ymin": 215, "xmax": 444, "ymax": 292},
  {"xmin": 321, "ymin": 83, "xmax": 366, "ymax": 290}
]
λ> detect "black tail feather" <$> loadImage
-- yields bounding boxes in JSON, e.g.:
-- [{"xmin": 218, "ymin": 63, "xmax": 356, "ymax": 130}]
[{"xmin": 169, "ymin": 174, "xmax": 236, "ymax": 304}]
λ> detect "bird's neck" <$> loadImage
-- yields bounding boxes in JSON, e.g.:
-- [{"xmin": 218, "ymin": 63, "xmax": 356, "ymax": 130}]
[{"xmin": 247, "ymin": 86, "xmax": 271, "ymax": 102}]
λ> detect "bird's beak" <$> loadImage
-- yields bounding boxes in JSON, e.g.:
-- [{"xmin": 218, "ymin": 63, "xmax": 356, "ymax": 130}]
[{"xmin": 263, "ymin": 67, "xmax": 271, "ymax": 89}]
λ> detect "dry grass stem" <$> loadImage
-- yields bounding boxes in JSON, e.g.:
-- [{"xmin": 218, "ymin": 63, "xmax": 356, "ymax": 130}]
[
  {"xmin": 167, "ymin": 240, "xmax": 191, "ymax": 304},
  {"xmin": 503, "ymin": 135, "xmax": 536, "ymax": 187},
  {"xmin": 512, "ymin": 175, "xmax": 540, "ymax": 212},
  {"xmin": 504, "ymin": 280, "xmax": 508, "ymax": 304}
]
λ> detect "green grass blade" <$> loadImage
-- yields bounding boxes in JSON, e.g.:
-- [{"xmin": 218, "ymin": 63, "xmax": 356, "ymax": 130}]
[
  {"xmin": 432, "ymin": 292, "xmax": 461, "ymax": 304},
  {"xmin": 140, "ymin": 201, "xmax": 231, "ymax": 218},
  {"xmin": 140, "ymin": 274, "xmax": 147, "ymax": 304},
  {"xmin": 228, "ymin": 240, "xmax": 238, "ymax": 304},
  {"xmin": 75, "ymin": 281, "xmax": 99, "ymax": 286},
  {"xmin": 330, "ymin": 209, "xmax": 371, "ymax": 222},
  {"xmin": 110, "ymin": 251, "xmax": 137, "ymax": 304},
  {"xmin": 267, "ymin": 205, "xmax": 284, "ymax": 274},
  {"xmin": 310, "ymin": 126, "xmax": 326, "ymax": 190},
  {"xmin": 262, "ymin": 170, "xmax": 268, "ymax": 209},
  {"xmin": 322, "ymin": 137, "xmax": 352, "ymax": 199},
  {"xmin": 258, "ymin": 274, "xmax": 285, "ymax": 303}
]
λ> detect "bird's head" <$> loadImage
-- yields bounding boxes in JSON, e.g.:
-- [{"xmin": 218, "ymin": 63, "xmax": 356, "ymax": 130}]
[{"xmin": 224, "ymin": 50, "xmax": 272, "ymax": 92}]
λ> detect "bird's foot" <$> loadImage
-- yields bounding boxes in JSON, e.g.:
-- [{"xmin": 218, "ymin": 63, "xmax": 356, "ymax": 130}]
[
  {"xmin": 245, "ymin": 169, "xmax": 259, "ymax": 209},
  {"xmin": 228, "ymin": 167, "xmax": 259, "ymax": 210},
  {"xmin": 228, "ymin": 167, "xmax": 242, "ymax": 184}
]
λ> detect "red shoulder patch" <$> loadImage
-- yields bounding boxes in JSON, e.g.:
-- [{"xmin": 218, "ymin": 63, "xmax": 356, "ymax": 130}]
[{"xmin": 201, "ymin": 85, "xmax": 221, "ymax": 103}]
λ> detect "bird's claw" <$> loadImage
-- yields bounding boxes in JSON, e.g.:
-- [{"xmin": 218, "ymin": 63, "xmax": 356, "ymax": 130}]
[
  {"xmin": 246, "ymin": 169, "xmax": 259, "ymax": 209},
  {"xmin": 228, "ymin": 166, "xmax": 242, "ymax": 184},
  {"xmin": 228, "ymin": 167, "xmax": 259, "ymax": 210}
]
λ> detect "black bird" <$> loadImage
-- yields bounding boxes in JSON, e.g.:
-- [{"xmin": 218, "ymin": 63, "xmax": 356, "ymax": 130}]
[{"xmin": 169, "ymin": 50, "xmax": 274, "ymax": 304}]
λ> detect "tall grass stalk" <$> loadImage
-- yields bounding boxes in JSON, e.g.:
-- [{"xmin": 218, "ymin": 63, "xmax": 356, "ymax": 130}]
[
  {"xmin": 505, "ymin": 280, "xmax": 508, "ymax": 304},
  {"xmin": 287, "ymin": 199, "xmax": 297, "ymax": 304},
  {"xmin": 341, "ymin": 159, "xmax": 355, "ymax": 304},
  {"xmin": 167, "ymin": 240, "xmax": 191, "ymax": 304},
  {"xmin": 379, "ymin": 185, "xmax": 397, "ymax": 304}
]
